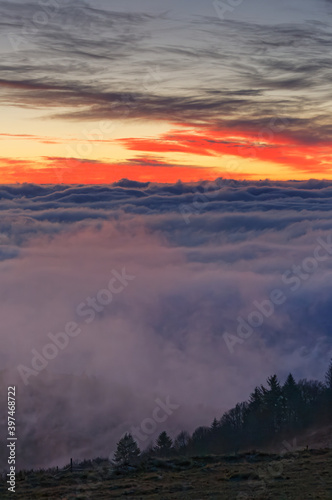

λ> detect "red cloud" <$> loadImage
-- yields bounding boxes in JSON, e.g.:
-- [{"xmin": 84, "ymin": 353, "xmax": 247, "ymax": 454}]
[{"xmin": 118, "ymin": 126, "xmax": 332, "ymax": 174}]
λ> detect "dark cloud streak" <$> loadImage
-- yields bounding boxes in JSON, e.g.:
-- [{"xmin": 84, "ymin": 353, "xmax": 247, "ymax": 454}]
[{"xmin": 0, "ymin": 2, "xmax": 331, "ymax": 143}]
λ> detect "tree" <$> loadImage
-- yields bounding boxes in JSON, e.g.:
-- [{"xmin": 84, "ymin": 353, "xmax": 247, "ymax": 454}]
[
  {"xmin": 154, "ymin": 431, "xmax": 173, "ymax": 457},
  {"xmin": 219, "ymin": 402, "xmax": 247, "ymax": 452},
  {"xmin": 246, "ymin": 386, "xmax": 265, "ymax": 445},
  {"xmin": 297, "ymin": 379, "xmax": 325, "ymax": 427},
  {"xmin": 113, "ymin": 433, "xmax": 140, "ymax": 466},
  {"xmin": 248, "ymin": 386, "xmax": 263, "ymax": 411},
  {"xmin": 324, "ymin": 359, "xmax": 332, "ymax": 417},
  {"xmin": 325, "ymin": 359, "xmax": 332, "ymax": 391},
  {"xmin": 209, "ymin": 417, "xmax": 224, "ymax": 454},
  {"xmin": 174, "ymin": 431, "xmax": 190, "ymax": 454},
  {"xmin": 282, "ymin": 373, "xmax": 301, "ymax": 431},
  {"xmin": 191, "ymin": 426, "xmax": 210, "ymax": 454},
  {"xmin": 261, "ymin": 375, "xmax": 283, "ymax": 435},
  {"xmin": 210, "ymin": 418, "xmax": 220, "ymax": 433}
]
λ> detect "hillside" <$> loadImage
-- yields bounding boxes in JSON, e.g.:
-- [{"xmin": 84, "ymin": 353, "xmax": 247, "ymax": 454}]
[
  {"xmin": 295, "ymin": 425, "xmax": 332, "ymax": 451},
  {"xmin": 1, "ymin": 448, "xmax": 331, "ymax": 499}
]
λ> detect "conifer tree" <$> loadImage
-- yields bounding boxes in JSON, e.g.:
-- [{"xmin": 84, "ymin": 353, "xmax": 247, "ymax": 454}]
[
  {"xmin": 154, "ymin": 431, "xmax": 173, "ymax": 457},
  {"xmin": 174, "ymin": 431, "xmax": 190, "ymax": 453},
  {"xmin": 325, "ymin": 359, "xmax": 332, "ymax": 391},
  {"xmin": 113, "ymin": 433, "xmax": 140, "ymax": 466},
  {"xmin": 210, "ymin": 418, "xmax": 220, "ymax": 433},
  {"xmin": 262, "ymin": 375, "xmax": 283, "ymax": 434},
  {"xmin": 282, "ymin": 373, "xmax": 301, "ymax": 430},
  {"xmin": 324, "ymin": 359, "xmax": 332, "ymax": 416}
]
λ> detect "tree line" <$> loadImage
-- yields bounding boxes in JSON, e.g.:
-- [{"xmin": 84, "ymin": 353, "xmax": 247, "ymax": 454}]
[{"xmin": 113, "ymin": 360, "xmax": 332, "ymax": 465}]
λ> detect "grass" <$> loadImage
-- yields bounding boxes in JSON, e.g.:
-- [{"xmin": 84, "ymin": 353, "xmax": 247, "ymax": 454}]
[{"xmin": 0, "ymin": 448, "xmax": 331, "ymax": 499}]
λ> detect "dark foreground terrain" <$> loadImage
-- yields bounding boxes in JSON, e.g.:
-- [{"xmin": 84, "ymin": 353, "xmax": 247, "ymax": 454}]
[{"xmin": 1, "ymin": 448, "xmax": 331, "ymax": 499}]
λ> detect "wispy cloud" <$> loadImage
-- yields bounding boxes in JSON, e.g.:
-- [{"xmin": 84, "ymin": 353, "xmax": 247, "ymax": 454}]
[{"xmin": 0, "ymin": 2, "xmax": 331, "ymax": 146}]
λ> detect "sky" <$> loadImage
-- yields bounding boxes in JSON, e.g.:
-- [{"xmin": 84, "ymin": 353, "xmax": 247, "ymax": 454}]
[{"xmin": 0, "ymin": 0, "xmax": 332, "ymax": 183}]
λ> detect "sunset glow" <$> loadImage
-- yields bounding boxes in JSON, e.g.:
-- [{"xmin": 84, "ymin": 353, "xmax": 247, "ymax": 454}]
[{"xmin": 1, "ymin": 0, "xmax": 331, "ymax": 184}]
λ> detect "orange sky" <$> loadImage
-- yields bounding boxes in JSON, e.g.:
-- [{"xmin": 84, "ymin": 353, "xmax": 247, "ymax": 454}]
[
  {"xmin": 1, "ymin": 1, "xmax": 332, "ymax": 184},
  {"xmin": 1, "ymin": 122, "xmax": 331, "ymax": 184}
]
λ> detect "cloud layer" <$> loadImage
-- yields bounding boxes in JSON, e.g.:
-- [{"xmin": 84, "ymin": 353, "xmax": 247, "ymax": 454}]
[{"xmin": 1, "ymin": 179, "xmax": 332, "ymax": 468}]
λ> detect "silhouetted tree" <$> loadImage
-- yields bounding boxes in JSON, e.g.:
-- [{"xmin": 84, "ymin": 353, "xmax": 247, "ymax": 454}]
[
  {"xmin": 325, "ymin": 359, "xmax": 332, "ymax": 391},
  {"xmin": 245, "ymin": 386, "xmax": 265, "ymax": 445},
  {"xmin": 208, "ymin": 418, "xmax": 223, "ymax": 453},
  {"xmin": 282, "ymin": 373, "xmax": 301, "ymax": 431},
  {"xmin": 261, "ymin": 375, "xmax": 283, "ymax": 435},
  {"xmin": 174, "ymin": 431, "xmax": 191, "ymax": 454},
  {"xmin": 154, "ymin": 431, "xmax": 173, "ymax": 457},
  {"xmin": 159, "ymin": 362, "xmax": 331, "ymax": 458},
  {"xmin": 297, "ymin": 379, "xmax": 325, "ymax": 427},
  {"xmin": 113, "ymin": 433, "xmax": 140, "ymax": 466},
  {"xmin": 219, "ymin": 402, "xmax": 247, "ymax": 452},
  {"xmin": 191, "ymin": 426, "xmax": 210, "ymax": 454},
  {"xmin": 211, "ymin": 418, "xmax": 220, "ymax": 433},
  {"xmin": 324, "ymin": 359, "xmax": 332, "ymax": 416}
]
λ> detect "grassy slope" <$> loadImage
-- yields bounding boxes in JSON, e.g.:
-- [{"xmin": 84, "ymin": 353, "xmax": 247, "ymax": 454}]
[{"xmin": 1, "ymin": 448, "xmax": 331, "ymax": 499}]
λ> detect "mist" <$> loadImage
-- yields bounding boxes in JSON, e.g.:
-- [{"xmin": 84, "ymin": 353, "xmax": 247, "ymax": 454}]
[{"xmin": 1, "ymin": 179, "xmax": 332, "ymax": 469}]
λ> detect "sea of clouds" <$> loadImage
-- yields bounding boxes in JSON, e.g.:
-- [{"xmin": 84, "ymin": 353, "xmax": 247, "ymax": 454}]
[{"xmin": 1, "ymin": 178, "xmax": 332, "ymax": 468}]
